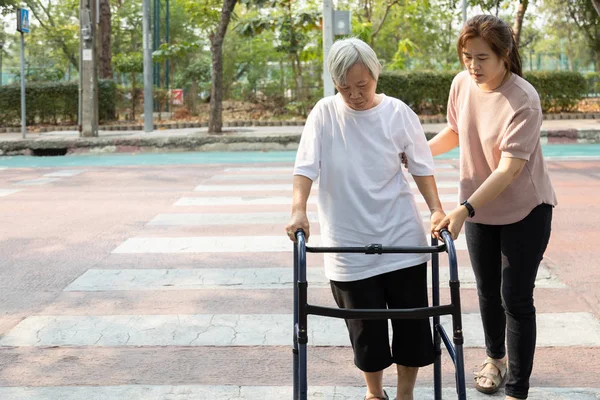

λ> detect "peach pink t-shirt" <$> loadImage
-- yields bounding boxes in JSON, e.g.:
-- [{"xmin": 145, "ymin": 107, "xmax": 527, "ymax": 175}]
[{"xmin": 447, "ymin": 70, "xmax": 557, "ymax": 225}]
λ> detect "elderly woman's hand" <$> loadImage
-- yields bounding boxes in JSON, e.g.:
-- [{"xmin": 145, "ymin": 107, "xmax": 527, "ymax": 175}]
[
  {"xmin": 285, "ymin": 211, "xmax": 310, "ymax": 242},
  {"xmin": 430, "ymin": 209, "xmax": 446, "ymax": 241}
]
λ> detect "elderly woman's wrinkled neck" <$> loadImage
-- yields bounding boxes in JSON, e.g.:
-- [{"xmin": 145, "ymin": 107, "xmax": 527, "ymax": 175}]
[{"xmin": 336, "ymin": 63, "xmax": 381, "ymax": 111}]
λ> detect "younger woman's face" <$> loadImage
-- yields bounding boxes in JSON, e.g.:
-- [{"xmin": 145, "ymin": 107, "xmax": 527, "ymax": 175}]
[
  {"xmin": 336, "ymin": 63, "xmax": 378, "ymax": 111},
  {"xmin": 462, "ymin": 37, "xmax": 507, "ymax": 90}
]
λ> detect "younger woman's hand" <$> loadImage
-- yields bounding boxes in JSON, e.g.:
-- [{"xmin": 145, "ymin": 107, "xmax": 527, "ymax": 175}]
[{"xmin": 434, "ymin": 205, "xmax": 468, "ymax": 240}]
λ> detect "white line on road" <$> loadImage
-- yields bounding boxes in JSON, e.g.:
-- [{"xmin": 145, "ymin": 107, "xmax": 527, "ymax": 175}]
[
  {"xmin": 147, "ymin": 212, "xmax": 320, "ymax": 226},
  {"xmin": 194, "ymin": 181, "xmax": 458, "ymax": 192},
  {"xmin": 111, "ymin": 235, "xmax": 467, "ymax": 253},
  {"xmin": 1, "ymin": 312, "xmax": 598, "ymax": 347},
  {"xmin": 0, "ymin": 189, "xmax": 23, "ymax": 197},
  {"xmin": 43, "ymin": 170, "xmax": 86, "ymax": 177},
  {"xmin": 14, "ymin": 178, "xmax": 61, "ymax": 186},
  {"xmin": 147, "ymin": 211, "xmax": 432, "ymax": 226},
  {"xmin": 63, "ymin": 265, "xmax": 564, "ymax": 291},
  {"xmin": 175, "ymin": 194, "xmax": 458, "ymax": 206},
  {"xmin": 209, "ymin": 171, "xmax": 459, "ymax": 181},
  {"xmin": 0, "ymin": 385, "xmax": 597, "ymax": 400}
]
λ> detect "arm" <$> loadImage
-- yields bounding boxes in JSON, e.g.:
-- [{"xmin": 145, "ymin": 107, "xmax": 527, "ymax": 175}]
[
  {"xmin": 285, "ymin": 175, "xmax": 313, "ymax": 242},
  {"xmin": 412, "ymin": 175, "xmax": 446, "ymax": 239},
  {"xmin": 435, "ymin": 156, "xmax": 527, "ymax": 239},
  {"xmin": 428, "ymin": 126, "xmax": 459, "ymax": 157}
]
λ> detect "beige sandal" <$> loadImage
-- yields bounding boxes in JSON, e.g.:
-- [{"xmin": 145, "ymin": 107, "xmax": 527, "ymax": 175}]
[
  {"xmin": 474, "ymin": 356, "xmax": 507, "ymax": 394},
  {"xmin": 365, "ymin": 390, "xmax": 389, "ymax": 400}
]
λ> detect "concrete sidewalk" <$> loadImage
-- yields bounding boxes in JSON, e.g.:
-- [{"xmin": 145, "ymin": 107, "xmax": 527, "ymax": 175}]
[{"xmin": 1, "ymin": 118, "xmax": 599, "ymax": 155}]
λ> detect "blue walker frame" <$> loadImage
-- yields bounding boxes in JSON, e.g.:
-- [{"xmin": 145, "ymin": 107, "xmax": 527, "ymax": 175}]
[{"xmin": 292, "ymin": 229, "xmax": 467, "ymax": 399}]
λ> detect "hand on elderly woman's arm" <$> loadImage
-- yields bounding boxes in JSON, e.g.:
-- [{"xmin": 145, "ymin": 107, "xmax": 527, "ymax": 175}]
[
  {"xmin": 285, "ymin": 175, "xmax": 313, "ymax": 242},
  {"xmin": 412, "ymin": 175, "xmax": 446, "ymax": 241}
]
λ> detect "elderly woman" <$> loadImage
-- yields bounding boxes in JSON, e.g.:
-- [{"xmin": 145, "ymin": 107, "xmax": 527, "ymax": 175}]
[{"xmin": 285, "ymin": 38, "xmax": 446, "ymax": 400}]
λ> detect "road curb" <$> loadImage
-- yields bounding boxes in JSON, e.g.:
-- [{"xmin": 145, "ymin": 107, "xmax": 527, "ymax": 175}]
[{"xmin": 0, "ymin": 129, "xmax": 598, "ymax": 156}]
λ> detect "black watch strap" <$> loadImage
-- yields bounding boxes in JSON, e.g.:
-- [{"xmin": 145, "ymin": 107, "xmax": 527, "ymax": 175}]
[{"xmin": 461, "ymin": 200, "xmax": 475, "ymax": 218}]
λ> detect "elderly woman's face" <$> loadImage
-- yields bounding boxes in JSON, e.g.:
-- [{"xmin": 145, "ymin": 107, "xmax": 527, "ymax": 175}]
[{"xmin": 336, "ymin": 63, "xmax": 378, "ymax": 111}]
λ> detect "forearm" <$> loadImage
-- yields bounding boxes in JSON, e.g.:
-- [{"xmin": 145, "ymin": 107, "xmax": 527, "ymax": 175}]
[
  {"xmin": 292, "ymin": 175, "xmax": 313, "ymax": 213},
  {"xmin": 467, "ymin": 158, "xmax": 526, "ymax": 210},
  {"xmin": 413, "ymin": 175, "xmax": 444, "ymax": 213},
  {"xmin": 428, "ymin": 127, "xmax": 459, "ymax": 157}
]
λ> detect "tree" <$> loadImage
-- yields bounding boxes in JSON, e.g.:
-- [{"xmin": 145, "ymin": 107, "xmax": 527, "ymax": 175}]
[
  {"xmin": 592, "ymin": 0, "xmax": 600, "ymax": 18},
  {"xmin": 0, "ymin": 0, "xmax": 16, "ymax": 10},
  {"xmin": 512, "ymin": 0, "xmax": 528, "ymax": 47},
  {"xmin": 236, "ymin": 0, "xmax": 320, "ymax": 112},
  {"xmin": 23, "ymin": 0, "xmax": 79, "ymax": 70},
  {"xmin": 562, "ymin": 0, "xmax": 600, "ymax": 71},
  {"xmin": 208, "ymin": 0, "xmax": 237, "ymax": 133},
  {"xmin": 354, "ymin": 0, "xmax": 414, "ymax": 47},
  {"xmin": 113, "ymin": 52, "xmax": 143, "ymax": 119},
  {"xmin": 99, "ymin": 0, "xmax": 112, "ymax": 79},
  {"xmin": 183, "ymin": 0, "xmax": 238, "ymax": 133}
]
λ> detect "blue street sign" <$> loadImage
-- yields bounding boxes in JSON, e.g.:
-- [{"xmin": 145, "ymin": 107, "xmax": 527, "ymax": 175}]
[{"xmin": 17, "ymin": 8, "xmax": 30, "ymax": 34}]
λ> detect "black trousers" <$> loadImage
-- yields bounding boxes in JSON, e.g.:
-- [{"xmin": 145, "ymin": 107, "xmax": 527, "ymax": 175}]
[
  {"xmin": 330, "ymin": 264, "xmax": 435, "ymax": 373},
  {"xmin": 465, "ymin": 203, "xmax": 553, "ymax": 399}
]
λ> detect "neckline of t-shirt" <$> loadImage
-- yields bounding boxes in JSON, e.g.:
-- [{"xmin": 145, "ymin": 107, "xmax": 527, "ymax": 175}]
[
  {"xmin": 472, "ymin": 72, "xmax": 517, "ymax": 93},
  {"xmin": 335, "ymin": 93, "xmax": 388, "ymax": 115}
]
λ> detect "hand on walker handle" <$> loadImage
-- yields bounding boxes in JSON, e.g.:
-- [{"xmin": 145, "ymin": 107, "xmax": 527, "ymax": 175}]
[
  {"xmin": 430, "ymin": 210, "xmax": 446, "ymax": 241},
  {"xmin": 285, "ymin": 211, "xmax": 310, "ymax": 242},
  {"xmin": 434, "ymin": 205, "xmax": 468, "ymax": 240}
]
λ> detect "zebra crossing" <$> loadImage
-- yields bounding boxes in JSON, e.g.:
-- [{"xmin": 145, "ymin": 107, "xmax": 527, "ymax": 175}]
[
  {"xmin": 0, "ymin": 161, "xmax": 599, "ymax": 399},
  {"xmin": 0, "ymin": 169, "xmax": 85, "ymax": 195}
]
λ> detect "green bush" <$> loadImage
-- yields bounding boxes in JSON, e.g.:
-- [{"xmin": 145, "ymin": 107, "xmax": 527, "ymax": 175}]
[
  {"xmin": 378, "ymin": 70, "xmax": 587, "ymax": 114},
  {"xmin": 0, "ymin": 80, "xmax": 117, "ymax": 126},
  {"xmin": 584, "ymin": 72, "xmax": 600, "ymax": 97},
  {"xmin": 377, "ymin": 71, "xmax": 457, "ymax": 115},
  {"xmin": 523, "ymin": 71, "xmax": 587, "ymax": 112}
]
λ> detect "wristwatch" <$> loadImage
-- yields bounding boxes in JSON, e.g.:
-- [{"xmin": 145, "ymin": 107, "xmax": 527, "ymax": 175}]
[{"xmin": 461, "ymin": 200, "xmax": 475, "ymax": 218}]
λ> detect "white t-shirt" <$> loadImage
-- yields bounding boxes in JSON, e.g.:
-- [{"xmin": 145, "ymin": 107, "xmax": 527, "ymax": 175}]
[{"xmin": 294, "ymin": 93, "xmax": 435, "ymax": 282}]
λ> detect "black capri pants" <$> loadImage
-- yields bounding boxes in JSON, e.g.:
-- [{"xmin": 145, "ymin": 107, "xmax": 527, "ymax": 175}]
[{"xmin": 330, "ymin": 263, "xmax": 436, "ymax": 372}]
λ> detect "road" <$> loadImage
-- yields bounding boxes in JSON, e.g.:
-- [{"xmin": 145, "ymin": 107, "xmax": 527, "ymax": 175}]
[{"xmin": 0, "ymin": 151, "xmax": 598, "ymax": 399}]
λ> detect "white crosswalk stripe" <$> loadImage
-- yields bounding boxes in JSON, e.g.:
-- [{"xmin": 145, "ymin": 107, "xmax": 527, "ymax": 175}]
[
  {"xmin": 2, "ymin": 312, "xmax": 598, "ymax": 347},
  {"xmin": 0, "ymin": 385, "xmax": 597, "ymax": 400},
  {"xmin": 111, "ymin": 235, "xmax": 468, "ymax": 253},
  {"xmin": 64, "ymin": 265, "xmax": 564, "ymax": 291},
  {"xmin": 0, "ymin": 188, "xmax": 22, "ymax": 197},
  {"xmin": 175, "ymin": 193, "xmax": 458, "ymax": 206}
]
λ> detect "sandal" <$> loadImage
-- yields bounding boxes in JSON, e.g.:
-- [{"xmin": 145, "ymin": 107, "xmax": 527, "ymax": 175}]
[
  {"xmin": 365, "ymin": 390, "xmax": 389, "ymax": 400},
  {"xmin": 474, "ymin": 356, "xmax": 507, "ymax": 394}
]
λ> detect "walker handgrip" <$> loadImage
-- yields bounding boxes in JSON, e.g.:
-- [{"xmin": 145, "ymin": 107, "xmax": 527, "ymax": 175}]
[{"xmin": 440, "ymin": 229, "xmax": 459, "ymax": 282}]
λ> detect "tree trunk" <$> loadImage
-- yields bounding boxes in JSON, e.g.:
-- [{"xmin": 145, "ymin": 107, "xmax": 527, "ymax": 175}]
[
  {"xmin": 131, "ymin": 72, "xmax": 136, "ymax": 120},
  {"xmin": 98, "ymin": 0, "xmax": 112, "ymax": 79},
  {"xmin": 512, "ymin": 0, "xmax": 528, "ymax": 47},
  {"xmin": 189, "ymin": 80, "xmax": 198, "ymax": 115},
  {"xmin": 208, "ymin": 0, "xmax": 238, "ymax": 134},
  {"xmin": 592, "ymin": 0, "xmax": 600, "ymax": 18}
]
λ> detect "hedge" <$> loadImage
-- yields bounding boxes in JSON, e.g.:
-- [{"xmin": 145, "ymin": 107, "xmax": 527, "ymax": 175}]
[
  {"xmin": 0, "ymin": 80, "xmax": 117, "ymax": 126},
  {"xmin": 378, "ymin": 70, "xmax": 588, "ymax": 114}
]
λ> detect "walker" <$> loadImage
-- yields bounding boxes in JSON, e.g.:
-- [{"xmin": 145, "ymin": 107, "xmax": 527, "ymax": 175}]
[{"xmin": 292, "ymin": 229, "xmax": 467, "ymax": 399}]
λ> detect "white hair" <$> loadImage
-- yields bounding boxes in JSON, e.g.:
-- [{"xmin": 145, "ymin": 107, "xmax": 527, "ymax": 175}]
[{"xmin": 327, "ymin": 38, "xmax": 382, "ymax": 86}]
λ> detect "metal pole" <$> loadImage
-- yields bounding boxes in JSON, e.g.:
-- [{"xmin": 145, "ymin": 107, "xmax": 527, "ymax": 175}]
[
  {"xmin": 322, "ymin": 0, "xmax": 334, "ymax": 97},
  {"xmin": 462, "ymin": 0, "xmax": 467, "ymax": 24},
  {"xmin": 20, "ymin": 33, "xmax": 26, "ymax": 138},
  {"xmin": 80, "ymin": 0, "xmax": 98, "ymax": 137},
  {"xmin": 143, "ymin": 0, "xmax": 153, "ymax": 132}
]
